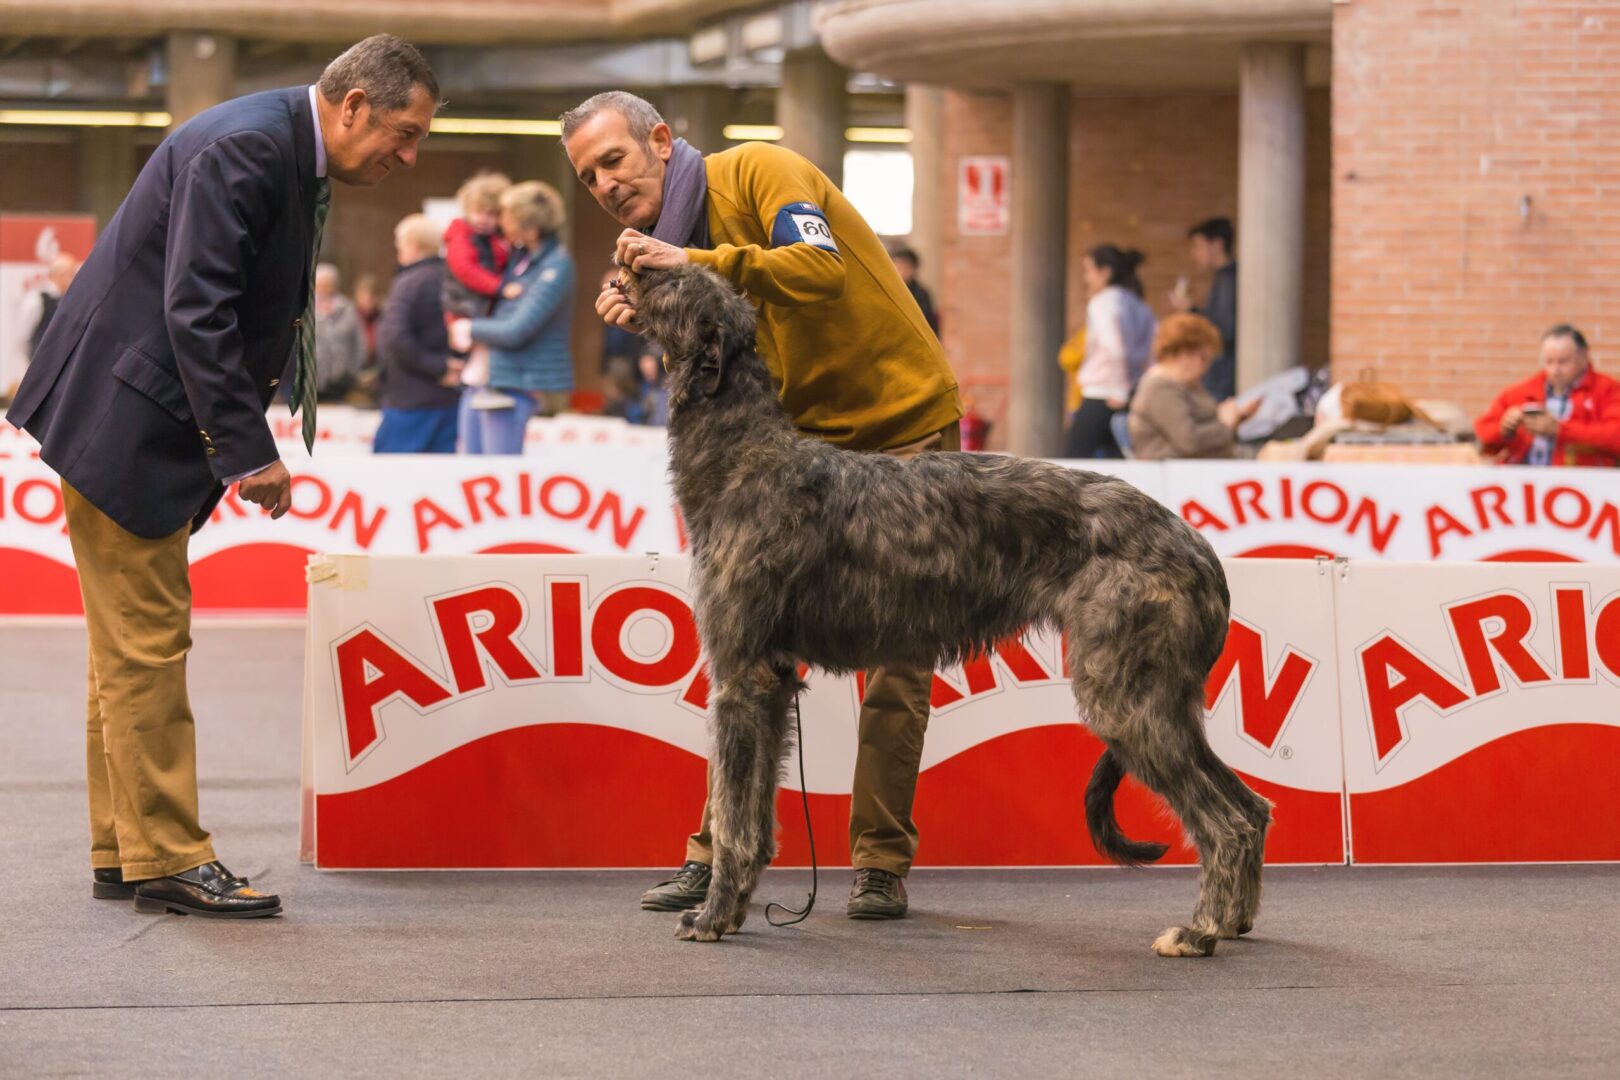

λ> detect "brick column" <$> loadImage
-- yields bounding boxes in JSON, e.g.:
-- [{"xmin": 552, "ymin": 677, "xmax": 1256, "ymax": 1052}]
[
  {"xmin": 904, "ymin": 84, "xmax": 945, "ymax": 289},
  {"xmin": 77, "ymin": 126, "xmax": 137, "ymax": 230},
  {"xmin": 1237, "ymin": 41, "xmax": 1306, "ymax": 391},
  {"xmin": 166, "ymin": 32, "xmax": 237, "ymax": 128},
  {"xmin": 663, "ymin": 85, "xmax": 730, "ymax": 156},
  {"xmin": 1007, "ymin": 83, "xmax": 1069, "ymax": 458}
]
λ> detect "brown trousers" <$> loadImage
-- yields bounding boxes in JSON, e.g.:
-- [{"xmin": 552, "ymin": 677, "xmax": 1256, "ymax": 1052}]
[
  {"xmin": 62, "ymin": 481, "xmax": 216, "ymax": 880},
  {"xmin": 685, "ymin": 421, "xmax": 962, "ymax": 876}
]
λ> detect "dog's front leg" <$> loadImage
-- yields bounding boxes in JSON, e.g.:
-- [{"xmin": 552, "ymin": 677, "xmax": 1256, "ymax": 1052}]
[{"xmin": 676, "ymin": 664, "xmax": 761, "ymax": 942}]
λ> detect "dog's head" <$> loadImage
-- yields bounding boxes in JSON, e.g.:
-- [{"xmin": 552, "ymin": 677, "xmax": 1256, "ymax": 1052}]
[{"xmin": 627, "ymin": 264, "xmax": 758, "ymax": 402}]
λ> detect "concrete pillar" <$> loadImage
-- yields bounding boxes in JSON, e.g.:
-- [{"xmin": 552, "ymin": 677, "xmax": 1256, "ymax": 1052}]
[
  {"xmin": 77, "ymin": 126, "xmax": 137, "ymax": 230},
  {"xmin": 1007, "ymin": 83, "xmax": 1070, "ymax": 459},
  {"xmin": 663, "ymin": 85, "xmax": 730, "ymax": 155},
  {"xmin": 778, "ymin": 45, "xmax": 846, "ymax": 188},
  {"xmin": 1237, "ymin": 41, "xmax": 1306, "ymax": 392},
  {"xmin": 903, "ymin": 84, "xmax": 945, "ymax": 289},
  {"xmin": 511, "ymin": 134, "xmax": 578, "ymax": 219},
  {"xmin": 166, "ymin": 32, "xmax": 236, "ymax": 128}
]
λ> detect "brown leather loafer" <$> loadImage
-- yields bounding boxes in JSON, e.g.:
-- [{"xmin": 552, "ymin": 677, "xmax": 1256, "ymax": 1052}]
[
  {"xmin": 847, "ymin": 868, "xmax": 908, "ymax": 919},
  {"xmin": 92, "ymin": 867, "xmax": 135, "ymax": 901},
  {"xmin": 132, "ymin": 861, "xmax": 282, "ymax": 918}
]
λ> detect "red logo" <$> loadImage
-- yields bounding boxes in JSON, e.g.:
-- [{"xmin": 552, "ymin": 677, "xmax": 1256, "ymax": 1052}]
[{"xmin": 1356, "ymin": 586, "xmax": 1620, "ymax": 765}]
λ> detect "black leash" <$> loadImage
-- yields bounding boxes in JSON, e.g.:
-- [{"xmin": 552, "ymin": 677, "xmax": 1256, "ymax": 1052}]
[{"xmin": 766, "ymin": 688, "xmax": 817, "ymax": 927}]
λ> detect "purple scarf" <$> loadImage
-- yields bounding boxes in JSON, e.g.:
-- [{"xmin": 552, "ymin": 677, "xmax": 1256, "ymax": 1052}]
[{"xmin": 650, "ymin": 138, "xmax": 710, "ymax": 249}]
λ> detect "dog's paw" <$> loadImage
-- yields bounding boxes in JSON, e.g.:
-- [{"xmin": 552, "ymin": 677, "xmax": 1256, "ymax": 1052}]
[
  {"xmin": 1217, "ymin": 919, "xmax": 1253, "ymax": 941},
  {"xmin": 1151, "ymin": 925, "xmax": 1218, "ymax": 958},
  {"xmin": 674, "ymin": 906, "xmax": 726, "ymax": 943}
]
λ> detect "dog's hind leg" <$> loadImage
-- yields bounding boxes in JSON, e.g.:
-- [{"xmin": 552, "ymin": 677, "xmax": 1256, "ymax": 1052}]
[
  {"xmin": 1198, "ymin": 736, "xmax": 1272, "ymax": 938},
  {"xmin": 1108, "ymin": 700, "xmax": 1270, "ymax": 956},
  {"xmin": 1069, "ymin": 570, "xmax": 1269, "ymax": 957},
  {"xmin": 676, "ymin": 661, "xmax": 784, "ymax": 942}
]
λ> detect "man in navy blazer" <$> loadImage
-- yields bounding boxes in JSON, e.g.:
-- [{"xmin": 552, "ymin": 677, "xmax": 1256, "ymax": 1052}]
[{"xmin": 6, "ymin": 34, "xmax": 438, "ymax": 919}]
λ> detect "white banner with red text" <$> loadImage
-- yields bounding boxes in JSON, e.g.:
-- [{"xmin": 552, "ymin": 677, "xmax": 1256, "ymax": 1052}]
[
  {"xmin": 3, "ymin": 427, "xmax": 1618, "ymax": 613},
  {"xmin": 1334, "ymin": 561, "xmax": 1620, "ymax": 863},
  {"xmin": 298, "ymin": 554, "xmax": 1620, "ymax": 869}
]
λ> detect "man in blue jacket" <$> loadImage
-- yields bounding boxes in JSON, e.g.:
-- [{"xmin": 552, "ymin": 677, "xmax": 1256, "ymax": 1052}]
[{"xmin": 6, "ymin": 34, "xmax": 438, "ymax": 918}]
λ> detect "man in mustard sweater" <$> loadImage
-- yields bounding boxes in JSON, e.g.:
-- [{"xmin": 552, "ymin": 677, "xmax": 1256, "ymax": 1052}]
[{"xmin": 563, "ymin": 91, "xmax": 962, "ymax": 920}]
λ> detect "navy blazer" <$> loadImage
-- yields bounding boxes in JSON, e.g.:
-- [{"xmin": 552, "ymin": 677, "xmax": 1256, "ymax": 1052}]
[{"xmin": 7, "ymin": 86, "xmax": 321, "ymax": 538}]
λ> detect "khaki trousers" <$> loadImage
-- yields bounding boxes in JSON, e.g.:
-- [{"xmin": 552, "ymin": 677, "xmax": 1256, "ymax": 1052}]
[
  {"xmin": 62, "ymin": 481, "xmax": 216, "ymax": 880},
  {"xmin": 685, "ymin": 421, "xmax": 962, "ymax": 877}
]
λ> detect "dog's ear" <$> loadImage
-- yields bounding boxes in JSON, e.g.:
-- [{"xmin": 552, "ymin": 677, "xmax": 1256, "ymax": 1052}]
[{"xmin": 699, "ymin": 341, "xmax": 727, "ymax": 397}]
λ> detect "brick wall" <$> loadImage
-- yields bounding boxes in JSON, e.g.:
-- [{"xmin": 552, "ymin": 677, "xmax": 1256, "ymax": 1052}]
[
  {"xmin": 938, "ymin": 87, "xmax": 1332, "ymax": 448},
  {"xmin": 1333, "ymin": 0, "xmax": 1620, "ymax": 415}
]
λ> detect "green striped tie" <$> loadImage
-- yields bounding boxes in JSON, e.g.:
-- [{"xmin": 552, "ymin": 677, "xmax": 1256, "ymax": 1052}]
[{"xmin": 289, "ymin": 178, "xmax": 331, "ymax": 454}]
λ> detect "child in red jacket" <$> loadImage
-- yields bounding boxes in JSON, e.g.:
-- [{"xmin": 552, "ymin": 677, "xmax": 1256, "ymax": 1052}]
[{"xmin": 443, "ymin": 172, "xmax": 515, "ymax": 410}]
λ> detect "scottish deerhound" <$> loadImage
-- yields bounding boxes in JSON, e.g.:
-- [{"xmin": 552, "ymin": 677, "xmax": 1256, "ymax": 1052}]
[{"xmin": 631, "ymin": 264, "xmax": 1272, "ymax": 957}]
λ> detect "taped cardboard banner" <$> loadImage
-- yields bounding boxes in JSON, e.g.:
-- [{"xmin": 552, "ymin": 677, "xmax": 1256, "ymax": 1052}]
[{"xmin": 299, "ymin": 555, "xmax": 1347, "ymax": 869}]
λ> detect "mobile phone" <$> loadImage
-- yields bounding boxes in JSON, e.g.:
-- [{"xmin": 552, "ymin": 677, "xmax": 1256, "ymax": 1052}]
[{"xmin": 1521, "ymin": 403, "xmax": 1545, "ymax": 414}]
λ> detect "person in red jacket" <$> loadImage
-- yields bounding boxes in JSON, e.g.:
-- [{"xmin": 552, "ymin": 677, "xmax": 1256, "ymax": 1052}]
[{"xmin": 1475, "ymin": 325, "xmax": 1620, "ymax": 467}]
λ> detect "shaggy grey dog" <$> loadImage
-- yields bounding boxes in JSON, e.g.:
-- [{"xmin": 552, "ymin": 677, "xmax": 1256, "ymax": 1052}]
[{"xmin": 631, "ymin": 264, "xmax": 1271, "ymax": 957}]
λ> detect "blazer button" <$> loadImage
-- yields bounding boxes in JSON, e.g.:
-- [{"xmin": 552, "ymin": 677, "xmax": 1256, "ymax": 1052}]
[
  {"xmin": 206, "ymin": 447, "xmax": 217, "ymax": 456},
  {"xmin": 269, "ymin": 378, "xmax": 280, "ymax": 387},
  {"xmin": 293, "ymin": 317, "xmax": 303, "ymax": 328}
]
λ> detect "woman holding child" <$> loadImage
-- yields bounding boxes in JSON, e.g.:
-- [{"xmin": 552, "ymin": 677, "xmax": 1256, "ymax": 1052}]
[{"xmin": 449, "ymin": 180, "xmax": 576, "ymax": 455}]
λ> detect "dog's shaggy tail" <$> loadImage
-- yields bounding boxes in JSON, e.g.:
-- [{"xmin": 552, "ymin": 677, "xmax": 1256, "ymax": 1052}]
[{"xmin": 1085, "ymin": 748, "xmax": 1171, "ymax": 866}]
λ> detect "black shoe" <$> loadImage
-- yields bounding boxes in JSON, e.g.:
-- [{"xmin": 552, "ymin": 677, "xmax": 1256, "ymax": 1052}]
[
  {"xmin": 132, "ymin": 862, "xmax": 282, "ymax": 919},
  {"xmin": 847, "ymin": 868, "xmax": 908, "ymax": 919},
  {"xmin": 92, "ymin": 867, "xmax": 135, "ymax": 901},
  {"xmin": 639, "ymin": 861, "xmax": 712, "ymax": 911}
]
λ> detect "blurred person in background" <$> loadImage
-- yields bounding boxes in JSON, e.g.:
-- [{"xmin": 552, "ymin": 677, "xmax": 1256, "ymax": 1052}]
[
  {"xmin": 313, "ymin": 263, "xmax": 365, "ymax": 401},
  {"xmin": 5, "ymin": 34, "xmax": 438, "ymax": 918},
  {"xmin": 1475, "ymin": 325, "xmax": 1620, "ymax": 467},
  {"xmin": 1065, "ymin": 244, "xmax": 1155, "ymax": 459},
  {"xmin": 19, "ymin": 253, "xmax": 81, "ymax": 363},
  {"xmin": 1168, "ymin": 217, "xmax": 1237, "ymax": 402},
  {"xmin": 373, "ymin": 214, "xmax": 459, "ymax": 453},
  {"xmin": 449, "ymin": 180, "xmax": 576, "ymax": 454},
  {"xmin": 636, "ymin": 343, "xmax": 669, "ymax": 426},
  {"xmin": 566, "ymin": 89, "xmax": 961, "ymax": 922},
  {"xmin": 353, "ymin": 272, "xmax": 383, "ymax": 365},
  {"xmin": 442, "ymin": 171, "xmax": 511, "ymax": 320},
  {"xmin": 889, "ymin": 244, "xmax": 940, "ymax": 336},
  {"xmin": 1128, "ymin": 313, "xmax": 1259, "ymax": 461}
]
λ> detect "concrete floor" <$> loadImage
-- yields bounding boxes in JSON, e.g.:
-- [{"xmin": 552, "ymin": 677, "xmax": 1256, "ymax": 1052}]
[{"xmin": 1, "ymin": 622, "xmax": 1616, "ymax": 1077}]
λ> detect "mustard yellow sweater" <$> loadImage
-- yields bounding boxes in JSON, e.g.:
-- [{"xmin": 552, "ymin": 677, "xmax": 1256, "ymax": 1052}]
[{"xmin": 685, "ymin": 142, "xmax": 962, "ymax": 451}]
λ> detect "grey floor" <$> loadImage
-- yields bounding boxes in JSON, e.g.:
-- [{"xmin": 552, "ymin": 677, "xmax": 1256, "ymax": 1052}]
[{"xmin": 1, "ymin": 623, "xmax": 1615, "ymax": 1078}]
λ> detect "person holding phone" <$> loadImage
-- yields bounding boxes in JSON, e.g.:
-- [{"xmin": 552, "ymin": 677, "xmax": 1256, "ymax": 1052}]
[{"xmin": 1475, "ymin": 324, "xmax": 1620, "ymax": 467}]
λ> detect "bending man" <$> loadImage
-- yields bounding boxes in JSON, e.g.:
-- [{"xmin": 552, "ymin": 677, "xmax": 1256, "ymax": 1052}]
[
  {"xmin": 7, "ymin": 35, "xmax": 439, "ymax": 918},
  {"xmin": 563, "ymin": 91, "xmax": 962, "ymax": 921}
]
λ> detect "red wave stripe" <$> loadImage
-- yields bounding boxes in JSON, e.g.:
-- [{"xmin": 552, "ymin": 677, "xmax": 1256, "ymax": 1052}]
[
  {"xmin": 1236, "ymin": 544, "xmax": 1335, "ymax": 559},
  {"xmin": 313, "ymin": 722, "xmax": 1344, "ymax": 869},
  {"xmin": 190, "ymin": 542, "xmax": 314, "ymax": 611},
  {"xmin": 476, "ymin": 542, "xmax": 577, "ymax": 555},
  {"xmin": 0, "ymin": 546, "xmax": 84, "ymax": 615},
  {"xmin": 1350, "ymin": 723, "xmax": 1620, "ymax": 863},
  {"xmin": 1480, "ymin": 549, "xmax": 1582, "ymax": 563}
]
